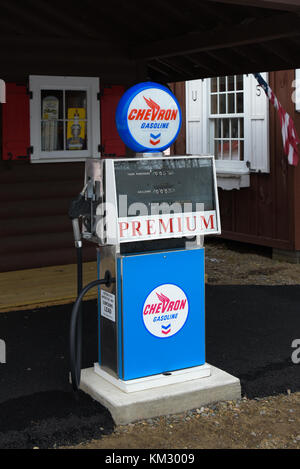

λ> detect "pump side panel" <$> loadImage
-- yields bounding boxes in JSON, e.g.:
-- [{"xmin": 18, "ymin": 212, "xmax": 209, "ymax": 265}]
[{"xmin": 119, "ymin": 248, "xmax": 205, "ymax": 380}]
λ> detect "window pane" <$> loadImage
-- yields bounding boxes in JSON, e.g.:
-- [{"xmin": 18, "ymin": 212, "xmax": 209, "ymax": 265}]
[
  {"xmin": 227, "ymin": 76, "xmax": 234, "ymax": 91},
  {"xmin": 215, "ymin": 119, "xmax": 221, "ymax": 138},
  {"xmin": 223, "ymin": 119, "xmax": 229, "ymax": 139},
  {"xmin": 223, "ymin": 140, "xmax": 230, "ymax": 159},
  {"xmin": 219, "ymin": 76, "xmax": 226, "ymax": 92},
  {"xmin": 214, "ymin": 140, "xmax": 222, "ymax": 159},
  {"xmin": 65, "ymin": 90, "xmax": 87, "ymax": 117},
  {"xmin": 228, "ymin": 93, "xmax": 235, "ymax": 113},
  {"xmin": 66, "ymin": 118, "xmax": 87, "ymax": 151},
  {"xmin": 41, "ymin": 91, "xmax": 64, "ymax": 152},
  {"xmin": 237, "ymin": 92, "xmax": 243, "ymax": 113},
  {"xmin": 41, "ymin": 91, "xmax": 63, "ymax": 120},
  {"xmin": 240, "ymin": 140, "xmax": 244, "ymax": 161},
  {"xmin": 211, "ymin": 94, "xmax": 218, "ymax": 114},
  {"xmin": 65, "ymin": 91, "xmax": 88, "ymax": 151},
  {"xmin": 236, "ymin": 75, "xmax": 243, "ymax": 90},
  {"xmin": 41, "ymin": 121, "xmax": 63, "ymax": 151},
  {"xmin": 211, "ymin": 78, "xmax": 217, "ymax": 93},
  {"xmin": 240, "ymin": 118, "xmax": 244, "ymax": 138},
  {"xmin": 231, "ymin": 140, "xmax": 239, "ymax": 160},
  {"xmin": 231, "ymin": 118, "xmax": 238, "ymax": 138},
  {"xmin": 219, "ymin": 94, "xmax": 226, "ymax": 114}
]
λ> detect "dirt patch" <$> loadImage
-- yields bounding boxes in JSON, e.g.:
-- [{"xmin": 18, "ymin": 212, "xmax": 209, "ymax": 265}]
[
  {"xmin": 205, "ymin": 238, "xmax": 300, "ymax": 285},
  {"xmin": 67, "ymin": 392, "xmax": 300, "ymax": 449}
]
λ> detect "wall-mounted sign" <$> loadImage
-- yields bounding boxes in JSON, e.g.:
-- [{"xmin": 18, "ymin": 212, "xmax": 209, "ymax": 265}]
[{"xmin": 115, "ymin": 82, "xmax": 182, "ymax": 152}]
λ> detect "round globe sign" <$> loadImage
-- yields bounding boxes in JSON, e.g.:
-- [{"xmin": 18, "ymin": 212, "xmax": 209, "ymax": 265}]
[
  {"xmin": 142, "ymin": 284, "xmax": 189, "ymax": 338},
  {"xmin": 115, "ymin": 82, "xmax": 182, "ymax": 152}
]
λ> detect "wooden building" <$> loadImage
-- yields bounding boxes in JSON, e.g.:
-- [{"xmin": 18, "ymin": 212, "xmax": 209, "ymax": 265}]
[
  {"xmin": 172, "ymin": 69, "xmax": 300, "ymax": 261},
  {"xmin": 1, "ymin": 0, "xmax": 300, "ymax": 272}
]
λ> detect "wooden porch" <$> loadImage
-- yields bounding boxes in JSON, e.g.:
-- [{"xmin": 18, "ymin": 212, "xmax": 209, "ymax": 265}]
[{"xmin": 0, "ymin": 262, "xmax": 98, "ymax": 313}]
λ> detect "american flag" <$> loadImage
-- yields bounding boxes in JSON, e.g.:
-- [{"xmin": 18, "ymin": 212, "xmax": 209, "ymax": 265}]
[{"xmin": 254, "ymin": 73, "xmax": 300, "ymax": 167}]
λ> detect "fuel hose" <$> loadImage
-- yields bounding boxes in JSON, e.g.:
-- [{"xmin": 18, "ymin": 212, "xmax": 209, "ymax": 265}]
[{"xmin": 69, "ymin": 270, "xmax": 115, "ymax": 392}]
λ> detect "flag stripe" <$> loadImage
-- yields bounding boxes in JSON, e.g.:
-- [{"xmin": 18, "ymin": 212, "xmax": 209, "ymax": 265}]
[{"xmin": 254, "ymin": 73, "xmax": 299, "ymax": 167}]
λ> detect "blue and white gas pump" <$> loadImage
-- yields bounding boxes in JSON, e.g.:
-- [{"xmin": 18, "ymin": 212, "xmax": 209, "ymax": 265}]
[{"xmin": 69, "ymin": 82, "xmax": 221, "ymax": 394}]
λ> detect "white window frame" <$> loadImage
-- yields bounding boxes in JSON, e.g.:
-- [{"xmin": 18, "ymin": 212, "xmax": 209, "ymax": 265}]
[
  {"xmin": 186, "ymin": 73, "xmax": 270, "ymax": 190},
  {"xmin": 208, "ymin": 75, "xmax": 249, "ymax": 175},
  {"xmin": 29, "ymin": 75, "xmax": 100, "ymax": 163}
]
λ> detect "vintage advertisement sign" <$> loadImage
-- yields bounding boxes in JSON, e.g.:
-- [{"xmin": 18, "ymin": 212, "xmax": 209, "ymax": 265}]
[
  {"xmin": 42, "ymin": 96, "xmax": 59, "ymax": 152},
  {"xmin": 143, "ymin": 284, "xmax": 189, "ymax": 338},
  {"xmin": 115, "ymin": 82, "xmax": 182, "ymax": 152},
  {"xmin": 67, "ymin": 108, "xmax": 86, "ymax": 150}
]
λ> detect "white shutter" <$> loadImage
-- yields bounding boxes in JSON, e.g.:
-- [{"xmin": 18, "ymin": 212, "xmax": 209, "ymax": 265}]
[
  {"xmin": 186, "ymin": 80, "xmax": 209, "ymax": 155},
  {"xmin": 244, "ymin": 73, "xmax": 270, "ymax": 173}
]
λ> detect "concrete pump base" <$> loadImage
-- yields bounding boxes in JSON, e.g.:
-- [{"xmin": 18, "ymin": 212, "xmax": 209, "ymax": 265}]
[{"xmin": 79, "ymin": 365, "xmax": 241, "ymax": 425}]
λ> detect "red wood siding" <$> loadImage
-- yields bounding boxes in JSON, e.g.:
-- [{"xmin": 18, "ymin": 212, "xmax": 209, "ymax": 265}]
[
  {"xmin": 2, "ymin": 84, "xmax": 30, "ymax": 161},
  {"xmin": 100, "ymin": 86, "xmax": 126, "ymax": 157}
]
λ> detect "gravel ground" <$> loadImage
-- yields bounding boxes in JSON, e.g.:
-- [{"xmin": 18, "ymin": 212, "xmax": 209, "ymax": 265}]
[
  {"xmin": 205, "ymin": 238, "xmax": 300, "ymax": 285},
  {"xmin": 68, "ymin": 392, "xmax": 300, "ymax": 450},
  {"xmin": 66, "ymin": 239, "xmax": 300, "ymax": 450}
]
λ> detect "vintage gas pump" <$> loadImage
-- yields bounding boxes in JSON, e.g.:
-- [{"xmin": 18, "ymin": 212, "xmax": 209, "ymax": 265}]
[{"xmin": 69, "ymin": 82, "xmax": 222, "ymax": 396}]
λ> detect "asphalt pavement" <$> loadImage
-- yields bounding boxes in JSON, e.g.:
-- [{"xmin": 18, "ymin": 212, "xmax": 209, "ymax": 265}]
[{"xmin": 0, "ymin": 285, "xmax": 299, "ymax": 448}]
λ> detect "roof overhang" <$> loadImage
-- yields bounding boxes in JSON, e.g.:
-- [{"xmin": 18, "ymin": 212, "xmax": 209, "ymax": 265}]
[{"xmin": 0, "ymin": 0, "xmax": 299, "ymax": 83}]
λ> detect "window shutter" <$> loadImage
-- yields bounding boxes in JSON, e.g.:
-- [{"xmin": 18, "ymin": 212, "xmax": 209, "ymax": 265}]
[
  {"xmin": 2, "ymin": 83, "xmax": 30, "ymax": 161},
  {"xmin": 244, "ymin": 73, "xmax": 269, "ymax": 173},
  {"xmin": 186, "ymin": 80, "xmax": 208, "ymax": 155},
  {"xmin": 100, "ymin": 86, "xmax": 126, "ymax": 157}
]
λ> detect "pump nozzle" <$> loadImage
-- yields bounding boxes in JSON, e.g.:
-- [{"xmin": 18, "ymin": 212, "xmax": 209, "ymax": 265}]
[
  {"xmin": 80, "ymin": 182, "xmax": 88, "ymax": 196},
  {"xmin": 72, "ymin": 218, "xmax": 82, "ymax": 248}
]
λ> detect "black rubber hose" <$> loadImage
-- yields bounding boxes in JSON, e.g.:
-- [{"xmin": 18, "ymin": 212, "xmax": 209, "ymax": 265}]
[
  {"xmin": 70, "ymin": 270, "xmax": 115, "ymax": 392},
  {"xmin": 75, "ymin": 246, "xmax": 83, "ymax": 391},
  {"xmin": 76, "ymin": 246, "xmax": 83, "ymax": 296}
]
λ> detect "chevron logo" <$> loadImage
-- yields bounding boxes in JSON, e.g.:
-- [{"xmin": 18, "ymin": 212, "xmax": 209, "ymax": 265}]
[
  {"xmin": 150, "ymin": 139, "xmax": 160, "ymax": 146},
  {"xmin": 161, "ymin": 323, "xmax": 171, "ymax": 335},
  {"xmin": 150, "ymin": 133, "xmax": 161, "ymax": 145},
  {"xmin": 143, "ymin": 284, "xmax": 189, "ymax": 339}
]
